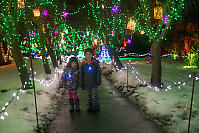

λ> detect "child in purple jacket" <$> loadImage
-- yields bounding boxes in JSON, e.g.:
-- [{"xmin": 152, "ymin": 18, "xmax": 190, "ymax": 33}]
[{"xmin": 62, "ymin": 57, "xmax": 80, "ymax": 112}]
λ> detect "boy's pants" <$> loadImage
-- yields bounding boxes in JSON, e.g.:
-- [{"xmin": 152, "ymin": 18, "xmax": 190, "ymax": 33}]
[{"xmin": 86, "ymin": 87, "xmax": 100, "ymax": 106}]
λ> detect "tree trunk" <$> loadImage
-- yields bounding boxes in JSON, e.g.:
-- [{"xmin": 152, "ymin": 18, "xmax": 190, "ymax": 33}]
[
  {"xmin": 37, "ymin": 32, "xmax": 51, "ymax": 74},
  {"xmin": 41, "ymin": 50, "xmax": 51, "ymax": 74},
  {"xmin": 45, "ymin": 29, "xmax": 58, "ymax": 68},
  {"xmin": 45, "ymin": 40, "xmax": 58, "ymax": 68},
  {"xmin": 107, "ymin": 45, "xmax": 124, "ymax": 71},
  {"xmin": 12, "ymin": 36, "xmax": 30, "ymax": 88},
  {"xmin": 150, "ymin": 39, "xmax": 162, "ymax": 87},
  {"xmin": 11, "ymin": 2, "xmax": 30, "ymax": 88}
]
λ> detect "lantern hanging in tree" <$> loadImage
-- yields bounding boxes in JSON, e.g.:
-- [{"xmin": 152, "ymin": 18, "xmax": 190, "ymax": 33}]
[
  {"xmin": 154, "ymin": 1, "xmax": 163, "ymax": 20},
  {"xmin": 41, "ymin": 10, "xmax": 48, "ymax": 16},
  {"xmin": 17, "ymin": 0, "xmax": 25, "ymax": 9},
  {"xmin": 33, "ymin": 9, "xmax": 40, "ymax": 17},
  {"xmin": 127, "ymin": 18, "xmax": 136, "ymax": 31},
  {"xmin": 62, "ymin": 12, "xmax": 68, "ymax": 18},
  {"xmin": 140, "ymin": 29, "xmax": 145, "ymax": 34}
]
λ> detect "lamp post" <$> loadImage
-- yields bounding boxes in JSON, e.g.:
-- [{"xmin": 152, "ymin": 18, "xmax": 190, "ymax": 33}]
[{"xmin": 32, "ymin": 8, "xmax": 40, "ymax": 133}]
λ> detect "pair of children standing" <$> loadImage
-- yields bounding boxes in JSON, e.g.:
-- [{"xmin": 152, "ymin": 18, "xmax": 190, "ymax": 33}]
[{"xmin": 62, "ymin": 48, "xmax": 101, "ymax": 113}]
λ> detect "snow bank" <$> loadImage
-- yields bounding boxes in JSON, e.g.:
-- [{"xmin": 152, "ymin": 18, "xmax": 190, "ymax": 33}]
[{"xmin": 101, "ymin": 61, "xmax": 199, "ymax": 133}]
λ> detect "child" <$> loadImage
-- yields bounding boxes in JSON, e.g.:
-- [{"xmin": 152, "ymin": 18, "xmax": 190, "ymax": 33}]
[
  {"xmin": 62, "ymin": 57, "xmax": 80, "ymax": 112},
  {"xmin": 80, "ymin": 48, "xmax": 101, "ymax": 112}
]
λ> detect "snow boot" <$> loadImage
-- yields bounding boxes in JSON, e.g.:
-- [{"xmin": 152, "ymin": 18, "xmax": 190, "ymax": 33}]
[
  {"xmin": 87, "ymin": 104, "xmax": 93, "ymax": 113},
  {"xmin": 93, "ymin": 104, "xmax": 100, "ymax": 113},
  {"xmin": 74, "ymin": 98, "xmax": 80, "ymax": 112},
  {"xmin": 69, "ymin": 99, "xmax": 74, "ymax": 113}
]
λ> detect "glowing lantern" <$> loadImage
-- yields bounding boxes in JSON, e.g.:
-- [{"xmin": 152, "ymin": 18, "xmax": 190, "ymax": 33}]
[
  {"xmin": 17, "ymin": 0, "xmax": 25, "ymax": 9},
  {"xmin": 154, "ymin": 5, "xmax": 163, "ymax": 19},
  {"xmin": 141, "ymin": 29, "xmax": 145, "ymax": 34},
  {"xmin": 62, "ymin": 12, "xmax": 68, "ymax": 18},
  {"xmin": 112, "ymin": 6, "xmax": 119, "ymax": 13},
  {"xmin": 41, "ymin": 10, "xmax": 48, "ymax": 16},
  {"xmin": 127, "ymin": 18, "xmax": 136, "ymax": 31},
  {"xmin": 127, "ymin": 38, "xmax": 132, "ymax": 44},
  {"xmin": 33, "ymin": 9, "xmax": 40, "ymax": 17}
]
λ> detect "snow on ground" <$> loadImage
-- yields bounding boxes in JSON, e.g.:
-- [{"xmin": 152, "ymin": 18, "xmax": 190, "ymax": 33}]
[
  {"xmin": 101, "ymin": 58, "xmax": 199, "ymax": 133},
  {"xmin": 0, "ymin": 59, "xmax": 61, "ymax": 133},
  {"xmin": 0, "ymin": 57, "xmax": 198, "ymax": 133}
]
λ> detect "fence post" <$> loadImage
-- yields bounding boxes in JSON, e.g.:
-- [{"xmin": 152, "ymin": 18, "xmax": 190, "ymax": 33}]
[{"xmin": 188, "ymin": 72, "xmax": 196, "ymax": 133}]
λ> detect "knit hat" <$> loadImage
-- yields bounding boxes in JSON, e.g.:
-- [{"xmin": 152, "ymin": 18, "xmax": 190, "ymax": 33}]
[
  {"xmin": 84, "ymin": 48, "xmax": 94, "ymax": 55},
  {"xmin": 69, "ymin": 57, "xmax": 78, "ymax": 63}
]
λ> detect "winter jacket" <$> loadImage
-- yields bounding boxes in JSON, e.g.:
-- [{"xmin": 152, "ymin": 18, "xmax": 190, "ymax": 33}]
[
  {"xmin": 80, "ymin": 59, "xmax": 101, "ymax": 88},
  {"xmin": 61, "ymin": 67, "xmax": 79, "ymax": 92}
]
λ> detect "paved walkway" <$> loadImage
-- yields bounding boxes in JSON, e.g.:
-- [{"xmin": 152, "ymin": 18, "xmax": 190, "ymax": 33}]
[{"xmin": 47, "ymin": 76, "xmax": 164, "ymax": 133}]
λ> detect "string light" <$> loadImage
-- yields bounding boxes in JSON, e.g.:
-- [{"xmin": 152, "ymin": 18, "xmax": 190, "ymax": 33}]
[{"xmin": 0, "ymin": 87, "xmax": 25, "ymax": 120}]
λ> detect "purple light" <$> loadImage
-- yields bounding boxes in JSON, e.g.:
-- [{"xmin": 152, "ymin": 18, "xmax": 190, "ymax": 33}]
[
  {"xmin": 112, "ymin": 6, "xmax": 119, "ymax": 13},
  {"xmin": 96, "ymin": 35, "xmax": 98, "ymax": 38},
  {"xmin": 83, "ymin": 34, "xmax": 87, "ymax": 38},
  {"xmin": 110, "ymin": 30, "xmax": 114, "ymax": 34},
  {"xmin": 54, "ymin": 30, "xmax": 58, "ymax": 34},
  {"xmin": 73, "ymin": 44, "xmax": 75, "ymax": 47},
  {"xmin": 42, "ymin": 10, "xmax": 48, "ymax": 16},
  {"xmin": 34, "ymin": 31, "xmax": 37, "ymax": 38},
  {"xmin": 163, "ymin": 13, "xmax": 169, "ymax": 24},
  {"xmin": 62, "ymin": 12, "xmax": 68, "ymax": 18},
  {"xmin": 63, "ymin": 38, "xmax": 66, "ymax": 40},
  {"xmin": 30, "ymin": 33, "xmax": 33, "ymax": 37},
  {"xmin": 127, "ymin": 38, "xmax": 132, "ymax": 44}
]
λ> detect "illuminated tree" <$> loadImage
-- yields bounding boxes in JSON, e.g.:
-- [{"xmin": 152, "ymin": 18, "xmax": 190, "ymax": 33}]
[
  {"xmin": 0, "ymin": 1, "xmax": 31, "ymax": 88},
  {"xmin": 88, "ymin": 0, "xmax": 127, "ymax": 70},
  {"xmin": 129, "ymin": 0, "xmax": 185, "ymax": 87}
]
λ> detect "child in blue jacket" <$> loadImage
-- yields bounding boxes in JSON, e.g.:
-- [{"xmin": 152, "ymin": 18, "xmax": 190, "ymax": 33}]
[{"xmin": 80, "ymin": 48, "xmax": 101, "ymax": 112}]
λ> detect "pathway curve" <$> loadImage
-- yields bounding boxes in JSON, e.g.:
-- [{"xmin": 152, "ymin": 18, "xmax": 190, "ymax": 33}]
[{"xmin": 47, "ymin": 76, "xmax": 165, "ymax": 133}]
